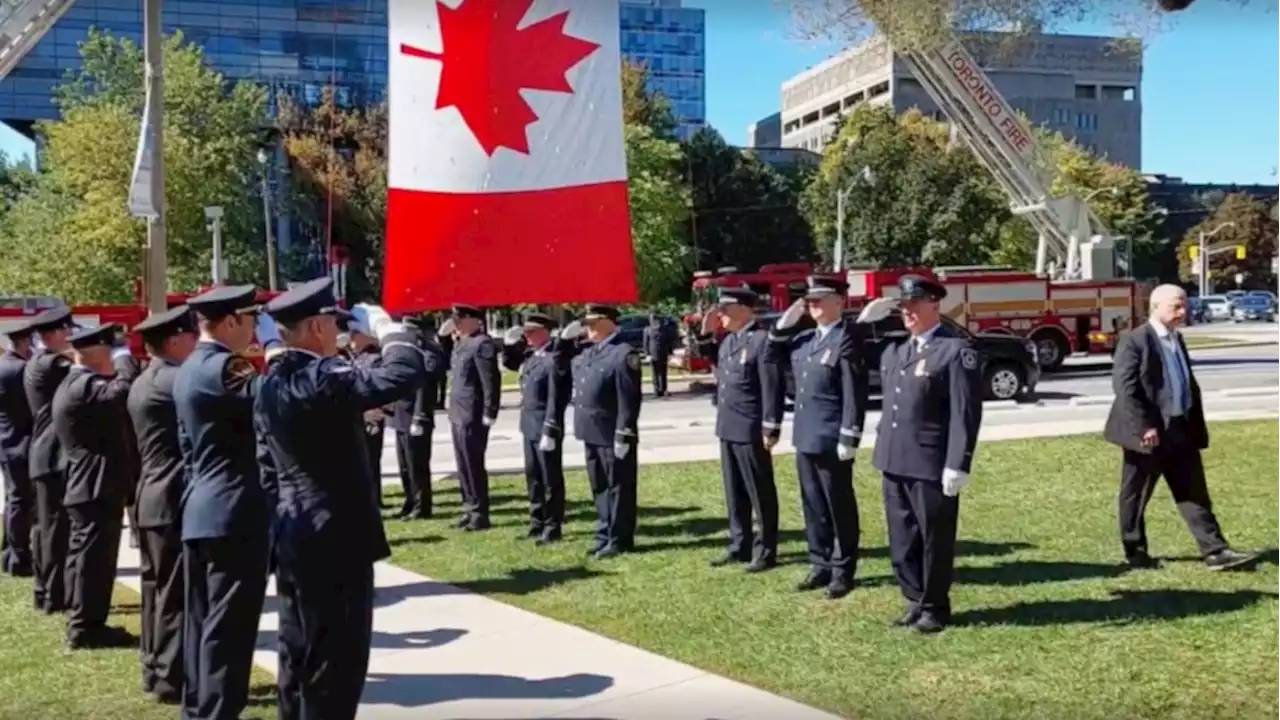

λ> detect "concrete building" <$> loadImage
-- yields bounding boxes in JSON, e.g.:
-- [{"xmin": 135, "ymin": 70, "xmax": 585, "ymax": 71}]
[
  {"xmin": 779, "ymin": 32, "xmax": 1143, "ymax": 168},
  {"xmin": 746, "ymin": 111, "xmax": 781, "ymax": 147},
  {"xmin": 619, "ymin": 0, "xmax": 706, "ymax": 140}
]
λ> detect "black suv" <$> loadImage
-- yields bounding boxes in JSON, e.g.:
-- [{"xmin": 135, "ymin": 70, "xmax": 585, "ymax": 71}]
[{"xmin": 759, "ymin": 310, "xmax": 1040, "ymax": 402}]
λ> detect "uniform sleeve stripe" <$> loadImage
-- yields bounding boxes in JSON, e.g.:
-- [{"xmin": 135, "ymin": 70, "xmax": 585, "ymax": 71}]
[
  {"xmin": 761, "ymin": 421, "xmax": 782, "ymax": 430},
  {"xmin": 839, "ymin": 428, "xmax": 861, "ymax": 438}
]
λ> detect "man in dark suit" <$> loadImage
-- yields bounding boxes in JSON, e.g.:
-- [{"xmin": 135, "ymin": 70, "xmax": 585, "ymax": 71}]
[
  {"xmin": 1103, "ymin": 284, "xmax": 1257, "ymax": 572},
  {"xmin": 0, "ymin": 317, "xmax": 37, "ymax": 578},
  {"xmin": 127, "ymin": 305, "xmax": 198, "ymax": 702},
  {"xmin": 641, "ymin": 313, "xmax": 674, "ymax": 397},
  {"xmin": 446, "ymin": 304, "xmax": 500, "ymax": 532}
]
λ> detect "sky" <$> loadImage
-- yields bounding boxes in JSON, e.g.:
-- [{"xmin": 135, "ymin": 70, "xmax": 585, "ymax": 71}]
[{"xmin": 0, "ymin": 0, "xmax": 1276, "ymax": 185}]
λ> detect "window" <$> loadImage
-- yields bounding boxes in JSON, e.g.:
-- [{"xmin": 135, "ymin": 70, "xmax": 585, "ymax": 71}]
[
  {"xmin": 1053, "ymin": 107, "xmax": 1072, "ymax": 125},
  {"xmin": 1074, "ymin": 84, "xmax": 1097, "ymax": 100},
  {"xmin": 1075, "ymin": 112, "xmax": 1097, "ymax": 131}
]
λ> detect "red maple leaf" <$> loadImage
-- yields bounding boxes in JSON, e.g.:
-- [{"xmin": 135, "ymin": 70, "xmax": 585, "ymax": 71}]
[{"xmin": 401, "ymin": 0, "xmax": 601, "ymax": 156}]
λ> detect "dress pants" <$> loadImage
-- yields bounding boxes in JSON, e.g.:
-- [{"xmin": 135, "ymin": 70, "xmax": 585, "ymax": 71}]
[
  {"xmin": 139, "ymin": 523, "xmax": 184, "ymax": 695},
  {"xmin": 182, "ymin": 535, "xmax": 269, "ymax": 720},
  {"xmin": 719, "ymin": 440, "xmax": 779, "ymax": 562},
  {"xmin": 364, "ymin": 426, "xmax": 385, "ymax": 507},
  {"xmin": 522, "ymin": 437, "xmax": 565, "ymax": 538},
  {"xmin": 882, "ymin": 473, "xmax": 959, "ymax": 617},
  {"xmin": 584, "ymin": 443, "xmax": 638, "ymax": 552},
  {"xmin": 65, "ymin": 501, "xmax": 124, "ymax": 641},
  {"xmin": 395, "ymin": 429, "xmax": 433, "ymax": 517},
  {"xmin": 276, "ymin": 552, "xmax": 375, "ymax": 720},
  {"xmin": 1118, "ymin": 416, "xmax": 1229, "ymax": 559},
  {"xmin": 1, "ymin": 459, "xmax": 33, "ymax": 574},
  {"xmin": 795, "ymin": 451, "xmax": 859, "ymax": 580},
  {"xmin": 451, "ymin": 423, "xmax": 490, "ymax": 524},
  {"xmin": 32, "ymin": 471, "xmax": 70, "ymax": 611},
  {"xmin": 650, "ymin": 360, "xmax": 669, "ymax": 396}
]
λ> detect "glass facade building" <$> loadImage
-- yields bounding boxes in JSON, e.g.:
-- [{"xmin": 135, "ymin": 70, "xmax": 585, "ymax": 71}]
[
  {"xmin": 618, "ymin": 0, "xmax": 705, "ymax": 139},
  {"xmin": 0, "ymin": 0, "xmax": 389, "ymax": 130}
]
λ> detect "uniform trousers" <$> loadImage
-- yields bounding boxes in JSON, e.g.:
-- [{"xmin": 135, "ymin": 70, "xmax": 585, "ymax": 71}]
[
  {"xmin": 1118, "ymin": 416, "xmax": 1228, "ymax": 559},
  {"xmin": 182, "ymin": 535, "xmax": 269, "ymax": 720},
  {"xmin": 795, "ymin": 451, "xmax": 859, "ymax": 579},
  {"xmin": 395, "ymin": 429, "xmax": 433, "ymax": 517},
  {"xmin": 451, "ymin": 423, "xmax": 490, "ymax": 523},
  {"xmin": 584, "ymin": 443, "xmax": 638, "ymax": 552},
  {"xmin": 65, "ymin": 501, "xmax": 124, "ymax": 640},
  {"xmin": 882, "ymin": 473, "xmax": 958, "ymax": 616},
  {"xmin": 363, "ymin": 426, "xmax": 385, "ymax": 507},
  {"xmin": 32, "ymin": 471, "xmax": 70, "ymax": 611},
  {"xmin": 719, "ymin": 440, "xmax": 779, "ymax": 562},
  {"xmin": 1, "ymin": 459, "xmax": 33, "ymax": 574},
  {"xmin": 139, "ymin": 523, "xmax": 184, "ymax": 695},
  {"xmin": 276, "ymin": 554, "xmax": 375, "ymax": 720},
  {"xmin": 522, "ymin": 437, "xmax": 565, "ymax": 538},
  {"xmin": 649, "ymin": 360, "xmax": 669, "ymax": 396}
]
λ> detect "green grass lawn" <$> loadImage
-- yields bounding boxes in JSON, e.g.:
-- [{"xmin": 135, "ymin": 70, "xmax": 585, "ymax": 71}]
[
  {"xmin": 1183, "ymin": 335, "xmax": 1254, "ymax": 348},
  {"xmin": 384, "ymin": 420, "xmax": 1280, "ymax": 720},
  {"xmin": 0, "ymin": 581, "xmax": 277, "ymax": 719}
]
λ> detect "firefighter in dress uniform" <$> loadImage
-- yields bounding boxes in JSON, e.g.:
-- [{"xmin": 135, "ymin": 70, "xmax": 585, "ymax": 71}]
[
  {"xmin": 173, "ymin": 284, "xmax": 281, "ymax": 720},
  {"xmin": 0, "ymin": 316, "xmax": 37, "ymax": 578},
  {"xmin": 343, "ymin": 319, "xmax": 389, "ymax": 508},
  {"xmin": 388, "ymin": 319, "xmax": 444, "ymax": 520},
  {"xmin": 254, "ymin": 279, "xmax": 426, "ymax": 720},
  {"xmin": 127, "ymin": 305, "xmax": 198, "ymax": 703},
  {"xmin": 765, "ymin": 276, "xmax": 869, "ymax": 600},
  {"xmin": 567, "ymin": 305, "xmax": 643, "ymax": 560},
  {"xmin": 501, "ymin": 312, "xmax": 571, "ymax": 544},
  {"xmin": 872, "ymin": 275, "xmax": 983, "ymax": 634},
  {"xmin": 696, "ymin": 287, "xmax": 784, "ymax": 572},
  {"xmin": 445, "ymin": 304, "xmax": 500, "ymax": 531},
  {"xmin": 642, "ymin": 313, "xmax": 674, "ymax": 397},
  {"xmin": 24, "ymin": 306, "xmax": 78, "ymax": 614},
  {"xmin": 52, "ymin": 323, "xmax": 140, "ymax": 649}
]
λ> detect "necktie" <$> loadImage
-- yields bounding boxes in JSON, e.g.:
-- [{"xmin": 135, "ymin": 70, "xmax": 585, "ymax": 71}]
[{"xmin": 1167, "ymin": 337, "xmax": 1190, "ymax": 413}]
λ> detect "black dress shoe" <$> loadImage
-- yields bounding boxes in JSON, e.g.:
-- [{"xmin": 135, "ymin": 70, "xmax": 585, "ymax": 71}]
[
  {"xmin": 744, "ymin": 557, "xmax": 776, "ymax": 574},
  {"xmin": 524, "ymin": 527, "xmax": 542, "ymax": 539},
  {"xmin": 1205, "ymin": 548, "xmax": 1259, "ymax": 571},
  {"xmin": 709, "ymin": 552, "xmax": 748, "ymax": 568},
  {"xmin": 454, "ymin": 516, "xmax": 471, "ymax": 529},
  {"xmin": 152, "ymin": 688, "xmax": 182, "ymax": 705},
  {"xmin": 824, "ymin": 577, "xmax": 853, "ymax": 600},
  {"xmin": 592, "ymin": 546, "xmax": 620, "ymax": 560},
  {"xmin": 1126, "ymin": 552, "xmax": 1161, "ymax": 570},
  {"xmin": 913, "ymin": 611, "xmax": 946, "ymax": 634},
  {"xmin": 795, "ymin": 571, "xmax": 831, "ymax": 592},
  {"xmin": 894, "ymin": 606, "xmax": 922, "ymax": 627},
  {"xmin": 464, "ymin": 518, "xmax": 491, "ymax": 532}
]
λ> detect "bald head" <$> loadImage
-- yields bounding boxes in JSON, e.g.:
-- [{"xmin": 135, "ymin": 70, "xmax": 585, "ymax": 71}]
[{"xmin": 1149, "ymin": 284, "xmax": 1188, "ymax": 329}]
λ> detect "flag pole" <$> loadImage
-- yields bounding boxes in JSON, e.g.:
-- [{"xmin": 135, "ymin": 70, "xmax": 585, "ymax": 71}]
[{"xmin": 142, "ymin": 0, "xmax": 166, "ymax": 313}]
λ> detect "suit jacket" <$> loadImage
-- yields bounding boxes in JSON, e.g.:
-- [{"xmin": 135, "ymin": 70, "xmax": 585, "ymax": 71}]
[{"xmin": 1103, "ymin": 323, "xmax": 1208, "ymax": 453}]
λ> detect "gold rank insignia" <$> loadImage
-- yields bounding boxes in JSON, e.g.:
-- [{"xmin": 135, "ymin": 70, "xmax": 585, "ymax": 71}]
[
  {"xmin": 914, "ymin": 358, "xmax": 928, "ymax": 376},
  {"xmin": 820, "ymin": 349, "xmax": 832, "ymax": 364}
]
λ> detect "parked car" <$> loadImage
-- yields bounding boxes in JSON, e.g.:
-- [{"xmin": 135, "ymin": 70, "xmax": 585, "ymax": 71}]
[
  {"xmin": 1231, "ymin": 294, "xmax": 1275, "ymax": 323},
  {"xmin": 1187, "ymin": 297, "xmax": 1207, "ymax": 325},
  {"xmin": 1200, "ymin": 295, "xmax": 1233, "ymax": 322},
  {"xmin": 759, "ymin": 310, "xmax": 1040, "ymax": 403},
  {"xmin": 1246, "ymin": 289, "xmax": 1278, "ymax": 311},
  {"xmin": 616, "ymin": 313, "xmax": 679, "ymax": 352}
]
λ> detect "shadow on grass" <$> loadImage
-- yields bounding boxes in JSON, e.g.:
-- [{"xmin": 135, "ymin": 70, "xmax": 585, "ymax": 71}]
[
  {"xmin": 387, "ymin": 533, "xmax": 446, "ymax": 549},
  {"xmin": 112, "ymin": 602, "xmax": 142, "ymax": 615},
  {"xmin": 1161, "ymin": 547, "xmax": 1277, "ymax": 569},
  {"xmin": 952, "ymin": 588, "xmax": 1279, "ymax": 627},
  {"xmin": 361, "ymin": 671, "xmax": 613, "ymax": 708}
]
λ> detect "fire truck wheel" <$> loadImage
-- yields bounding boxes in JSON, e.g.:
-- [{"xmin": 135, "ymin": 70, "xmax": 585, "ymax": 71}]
[
  {"xmin": 984, "ymin": 363, "xmax": 1025, "ymax": 402},
  {"xmin": 1030, "ymin": 329, "xmax": 1070, "ymax": 372}
]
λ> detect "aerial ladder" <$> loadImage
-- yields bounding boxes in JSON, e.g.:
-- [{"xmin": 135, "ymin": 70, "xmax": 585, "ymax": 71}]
[
  {"xmin": 896, "ymin": 36, "xmax": 1118, "ymax": 281},
  {"xmin": 0, "ymin": 0, "xmax": 76, "ymax": 87}
]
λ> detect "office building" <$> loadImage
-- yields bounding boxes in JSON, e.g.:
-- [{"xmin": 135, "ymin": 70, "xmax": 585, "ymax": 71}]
[
  {"xmin": 746, "ymin": 111, "xmax": 781, "ymax": 147},
  {"xmin": 779, "ymin": 33, "xmax": 1143, "ymax": 168},
  {"xmin": 619, "ymin": 0, "xmax": 705, "ymax": 139}
]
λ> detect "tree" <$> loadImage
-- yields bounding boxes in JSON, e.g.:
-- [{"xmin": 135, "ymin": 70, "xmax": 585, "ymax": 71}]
[
  {"xmin": 800, "ymin": 105, "xmax": 1008, "ymax": 268},
  {"xmin": 0, "ymin": 30, "xmax": 268, "ymax": 303},
  {"xmin": 989, "ymin": 127, "xmax": 1156, "ymax": 276},
  {"xmin": 683, "ymin": 126, "xmax": 814, "ymax": 271},
  {"xmin": 276, "ymin": 90, "xmax": 387, "ymax": 301},
  {"xmin": 620, "ymin": 60, "xmax": 677, "ymax": 139},
  {"xmin": 625, "ymin": 123, "xmax": 691, "ymax": 303},
  {"xmin": 1178, "ymin": 193, "xmax": 1278, "ymax": 291}
]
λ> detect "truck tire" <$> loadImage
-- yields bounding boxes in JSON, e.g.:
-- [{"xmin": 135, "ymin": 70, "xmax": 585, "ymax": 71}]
[
  {"xmin": 1031, "ymin": 328, "xmax": 1070, "ymax": 372},
  {"xmin": 984, "ymin": 362, "xmax": 1025, "ymax": 401}
]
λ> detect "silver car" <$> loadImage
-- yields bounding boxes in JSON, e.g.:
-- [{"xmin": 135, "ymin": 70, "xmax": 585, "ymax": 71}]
[{"xmin": 1200, "ymin": 295, "xmax": 1232, "ymax": 322}]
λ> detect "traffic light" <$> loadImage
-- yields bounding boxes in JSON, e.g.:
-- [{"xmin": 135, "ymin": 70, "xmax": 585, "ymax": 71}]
[
  {"xmin": 1235, "ymin": 246, "xmax": 1246, "ymax": 260},
  {"xmin": 1188, "ymin": 246, "xmax": 1199, "ymax": 260}
]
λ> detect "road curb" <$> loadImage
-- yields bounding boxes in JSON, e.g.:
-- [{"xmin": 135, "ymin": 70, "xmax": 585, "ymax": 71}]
[
  {"xmin": 1220, "ymin": 386, "xmax": 1280, "ymax": 399},
  {"xmin": 1069, "ymin": 395, "xmax": 1115, "ymax": 407},
  {"xmin": 1187, "ymin": 340, "xmax": 1279, "ymax": 351}
]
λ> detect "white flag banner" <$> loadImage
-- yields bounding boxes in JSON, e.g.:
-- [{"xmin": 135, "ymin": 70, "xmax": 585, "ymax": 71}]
[{"xmin": 127, "ymin": 87, "xmax": 159, "ymax": 219}]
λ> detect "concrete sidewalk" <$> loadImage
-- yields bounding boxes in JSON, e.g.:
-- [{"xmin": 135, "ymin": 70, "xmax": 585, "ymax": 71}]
[{"xmin": 112, "ymin": 545, "xmax": 839, "ymax": 720}]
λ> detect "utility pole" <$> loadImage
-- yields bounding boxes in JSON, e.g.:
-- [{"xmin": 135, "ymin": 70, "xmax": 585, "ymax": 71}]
[
  {"xmin": 832, "ymin": 166, "xmax": 874, "ymax": 274},
  {"xmin": 142, "ymin": 0, "xmax": 165, "ymax": 313},
  {"xmin": 1196, "ymin": 221, "xmax": 1237, "ymax": 297},
  {"xmin": 205, "ymin": 206, "xmax": 226, "ymax": 284},
  {"xmin": 257, "ymin": 147, "xmax": 279, "ymax": 291}
]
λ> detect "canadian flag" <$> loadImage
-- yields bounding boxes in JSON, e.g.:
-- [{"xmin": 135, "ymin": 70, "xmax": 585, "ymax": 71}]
[{"xmin": 384, "ymin": 0, "xmax": 637, "ymax": 312}]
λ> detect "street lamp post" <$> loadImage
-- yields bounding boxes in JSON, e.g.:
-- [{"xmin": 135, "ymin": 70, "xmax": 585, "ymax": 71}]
[
  {"xmin": 1197, "ymin": 221, "xmax": 1237, "ymax": 297},
  {"xmin": 832, "ymin": 166, "xmax": 874, "ymax": 273},
  {"xmin": 142, "ymin": 0, "xmax": 166, "ymax": 313},
  {"xmin": 257, "ymin": 147, "xmax": 279, "ymax": 291}
]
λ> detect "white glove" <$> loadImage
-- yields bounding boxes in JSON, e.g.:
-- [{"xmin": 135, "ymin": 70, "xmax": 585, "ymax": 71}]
[
  {"xmin": 538, "ymin": 435, "xmax": 556, "ymax": 452},
  {"xmin": 614, "ymin": 441, "xmax": 630, "ymax": 459},
  {"xmin": 32, "ymin": 334, "xmax": 45, "ymax": 352},
  {"xmin": 856, "ymin": 297, "xmax": 899, "ymax": 324},
  {"xmin": 438, "ymin": 318, "xmax": 456, "ymax": 337},
  {"xmin": 354, "ymin": 303, "xmax": 405, "ymax": 343},
  {"xmin": 347, "ymin": 304, "xmax": 374, "ymax": 337},
  {"xmin": 776, "ymin": 299, "xmax": 805, "ymax": 331},
  {"xmin": 503, "ymin": 326, "xmax": 525, "ymax": 345},
  {"xmin": 255, "ymin": 313, "xmax": 281, "ymax": 348},
  {"xmin": 481, "ymin": 416, "xmax": 495, "ymax": 427},
  {"xmin": 560, "ymin": 320, "xmax": 585, "ymax": 341},
  {"xmin": 410, "ymin": 420, "xmax": 424, "ymax": 437},
  {"xmin": 336, "ymin": 332, "xmax": 351, "ymax": 349},
  {"xmin": 836, "ymin": 443, "xmax": 856, "ymax": 462},
  {"xmin": 942, "ymin": 468, "xmax": 969, "ymax": 497},
  {"xmin": 110, "ymin": 344, "xmax": 133, "ymax": 362}
]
